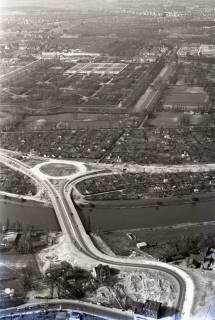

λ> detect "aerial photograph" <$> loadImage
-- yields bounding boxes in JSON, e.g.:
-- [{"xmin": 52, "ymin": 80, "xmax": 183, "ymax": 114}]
[{"xmin": 0, "ymin": 0, "xmax": 215, "ymax": 319}]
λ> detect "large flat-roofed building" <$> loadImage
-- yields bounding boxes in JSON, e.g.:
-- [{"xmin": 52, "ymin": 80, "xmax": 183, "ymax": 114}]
[{"xmin": 162, "ymin": 85, "xmax": 209, "ymax": 111}]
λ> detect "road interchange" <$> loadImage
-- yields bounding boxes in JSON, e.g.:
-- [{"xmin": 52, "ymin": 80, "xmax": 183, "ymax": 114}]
[{"xmin": 0, "ymin": 150, "xmax": 195, "ymax": 320}]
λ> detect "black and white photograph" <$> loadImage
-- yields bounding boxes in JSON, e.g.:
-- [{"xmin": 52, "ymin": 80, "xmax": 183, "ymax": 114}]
[{"xmin": 0, "ymin": 0, "xmax": 215, "ymax": 319}]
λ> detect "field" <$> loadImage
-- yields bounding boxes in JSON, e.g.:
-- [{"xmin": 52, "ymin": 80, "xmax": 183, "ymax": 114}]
[
  {"xmin": 146, "ymin": 112, "xmax": 182, "ymax": 127},
  {"xmin": 40, "ymin": 163, "xmax": 78, "ymax": 177},
  {"xmin": 146, "ymin": 112, "xmax": 214, "ymax": 128},
  {"xmin": 17, "ymin": 113, "xmax": 141, "ymax": 131},
  {"xmin": 162, "ymin": 85, "xmax": 209, "ymax": 110},
  {"xmin": 0, "ymin": 111, "xmax": 14, "ymax": 129},
  {"xmin": 100, "ymin": 222, "xmax": 215, "ymax": 259}
]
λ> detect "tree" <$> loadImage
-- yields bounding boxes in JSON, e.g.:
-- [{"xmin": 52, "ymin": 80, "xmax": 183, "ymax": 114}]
[
  {"xmin": 180, "ymin": 114, "xmax": 190, "ymax": 127},
  {"xmin": 4, "ymin": 218, "xmax": 10, "ymax": 232},
  {"xmin": 16, "ymin": 231, "xmax": 33, "ymax": 254},
  {"xmin": 11, "ymin": 220, "xmax": 21, "ymax": 232},
  {"xmin": 22, "ymin": 266, "xmax": 33, "ymax": 291}
]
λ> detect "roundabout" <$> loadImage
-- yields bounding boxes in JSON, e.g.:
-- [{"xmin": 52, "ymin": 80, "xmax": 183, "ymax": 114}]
[{"xmin": 31, "ymin": 160, "xmax": 87, "ymax": 180}]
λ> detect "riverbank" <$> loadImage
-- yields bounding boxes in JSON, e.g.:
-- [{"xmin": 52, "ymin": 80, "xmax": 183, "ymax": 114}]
[
  {"xmin": 80, "ymin": 195, "xmax": 215, "ymax": 232},
  {"xmin": 100, "ymin": 221, "xmax": 215, "ymax": 257}
]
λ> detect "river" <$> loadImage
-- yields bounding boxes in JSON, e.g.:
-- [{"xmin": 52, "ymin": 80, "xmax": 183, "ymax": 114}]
[
  {"xmin": 81, "ymin": 198, "xmax": 215, "ymax": 232},
  {"xmin": 0, "ymin": 199, "xmax": 60, "ymax": 231},
  {"xmin": 2, "ymin": 196, "xmax": 215, "ymax": 233}
]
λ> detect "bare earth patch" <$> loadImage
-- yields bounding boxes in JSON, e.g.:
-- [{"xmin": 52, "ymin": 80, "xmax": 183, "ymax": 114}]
[{"xmin": 85, "ymin": 269, "xmax": 179, "ymax": 310}]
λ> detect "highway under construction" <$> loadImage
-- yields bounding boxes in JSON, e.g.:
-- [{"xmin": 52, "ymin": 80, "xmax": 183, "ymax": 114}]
[{"xmin": 0, "ymin": 151, "xmax": 194, "ymax": 320}]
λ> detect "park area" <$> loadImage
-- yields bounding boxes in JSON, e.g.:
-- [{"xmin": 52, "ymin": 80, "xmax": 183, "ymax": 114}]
[{"xmin": 1, "ymin": 58, "xmax": 148, "ymax": 110}]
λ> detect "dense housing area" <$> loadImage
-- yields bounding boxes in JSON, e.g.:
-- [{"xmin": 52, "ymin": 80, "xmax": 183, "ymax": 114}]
[{"xmin": 0, "ymin": 163, "xmax": 37, "ymax": 196}]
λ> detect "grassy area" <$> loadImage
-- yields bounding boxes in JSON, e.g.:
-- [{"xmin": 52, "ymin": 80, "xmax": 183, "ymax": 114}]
[
  {"xmin": 100, "ymin": 222, "xmax": 215, "ymax": 260},
  {"xmin": 40, "ymin": 163, "xmax": 78, "ymax": 177}
]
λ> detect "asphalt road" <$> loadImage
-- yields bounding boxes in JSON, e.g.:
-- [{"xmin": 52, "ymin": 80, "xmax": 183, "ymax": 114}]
[{"xmin": 0, "ymin": 300, "xmax": 133, "ymax": 320}]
